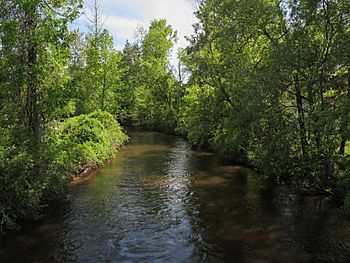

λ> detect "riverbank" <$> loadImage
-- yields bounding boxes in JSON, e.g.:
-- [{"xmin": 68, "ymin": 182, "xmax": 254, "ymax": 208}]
[{"xmin": 0, "ymin": 111, "xmax": 128, "ymax": 233}]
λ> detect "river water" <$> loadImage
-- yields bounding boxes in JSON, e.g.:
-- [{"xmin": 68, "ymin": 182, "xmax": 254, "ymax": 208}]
[{"xmin": 1, "ymin": 131, "xmax": 350, "ymax": 263}]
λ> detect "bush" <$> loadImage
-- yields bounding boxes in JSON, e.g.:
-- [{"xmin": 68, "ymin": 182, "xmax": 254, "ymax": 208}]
[
  {"xmin": 46, "ymin": 110, "xmax": 128, "ymax": 189},
  {"xmin": 0, "ymin": 148, "xmax": 44, "ymax": 232},
  {"xmin": 0, "ymin": 111, "xmax": 128, "ymax": 232}
]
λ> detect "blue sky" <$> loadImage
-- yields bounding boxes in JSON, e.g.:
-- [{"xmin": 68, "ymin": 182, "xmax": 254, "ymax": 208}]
[{"xmin": 73, "ymin": 0, "xmax": 198, "ymax": 58}]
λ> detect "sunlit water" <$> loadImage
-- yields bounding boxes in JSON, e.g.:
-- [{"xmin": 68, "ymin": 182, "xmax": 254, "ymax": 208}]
[{"xmin": 1, "ymin": 131, "xmax": 350, "ymax": 263}]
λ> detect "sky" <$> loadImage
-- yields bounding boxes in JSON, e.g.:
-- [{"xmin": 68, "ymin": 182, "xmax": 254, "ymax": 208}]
[{"xmin": 73, "ymin": 0, "xmax": 198, "ymax": 64}]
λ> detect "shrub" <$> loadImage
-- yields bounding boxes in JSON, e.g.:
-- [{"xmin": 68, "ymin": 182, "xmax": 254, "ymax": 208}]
[
  {"xmin": 0, "ymin": 111, "xmax": 128, "ymax": 232},
  {"xmin": 46, "ymin": 111, "xmax": 128, "ymax": 192}
]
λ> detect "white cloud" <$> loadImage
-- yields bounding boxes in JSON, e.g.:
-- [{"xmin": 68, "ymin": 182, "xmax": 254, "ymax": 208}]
[
  {"xmin": 134, "ymin": 0, "xmax": 197, "ymax": 49},
  {"xmin": 103, "ymin": 16, "xmax": 144, "ymax": 43}
]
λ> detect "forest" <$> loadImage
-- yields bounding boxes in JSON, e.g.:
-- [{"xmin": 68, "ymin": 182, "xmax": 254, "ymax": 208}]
[{"xmin": 1, "ymin": 0, "xmax": 350, "ymax": 233}]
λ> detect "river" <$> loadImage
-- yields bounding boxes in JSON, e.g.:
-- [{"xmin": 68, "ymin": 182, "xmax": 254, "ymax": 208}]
[{"xmin": 1, "ymin": 131, "xmax": 350, "ymax": 262}]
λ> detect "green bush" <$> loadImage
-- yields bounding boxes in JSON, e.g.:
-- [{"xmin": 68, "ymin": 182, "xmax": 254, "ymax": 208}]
[
  {"xmin": 0, "ymin": 111, "xmax": 128, "ymax": 232},
  {"xmin": 46, "ymin": 110, "xmax": 128, "ymax": 189},
  {"xmin": 0, "ymin": 148, "xmax": 44, "ymax": 232}
]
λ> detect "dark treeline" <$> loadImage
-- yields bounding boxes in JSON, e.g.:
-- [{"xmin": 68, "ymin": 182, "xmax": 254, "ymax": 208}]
[{"xmin": 1, "ymin": 0, "xmax": 350, "ymax": 232}]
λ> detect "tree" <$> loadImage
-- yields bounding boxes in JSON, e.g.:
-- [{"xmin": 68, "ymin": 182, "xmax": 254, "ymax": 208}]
[
  {"xmin": 79, "ymin": 0, "xmax": 123, "ymax": 117},
  {"xmin": 131, "ymin": 19, "xmax": 179, "ymax": 130},
  {"xmin": 83, "ymin": 29, "xmax": 122, "ymax": 113},
  {"xmin": 0, "ymin": 0, "xmax": 82, "ymax": 231},
  {"xmin": 181, "ymin": 0, "xmax": 350, "ymax": 191}
]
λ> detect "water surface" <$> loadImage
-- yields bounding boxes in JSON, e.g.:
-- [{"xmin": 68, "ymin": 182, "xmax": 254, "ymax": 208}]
[{"xmin": 1, "ymin": 131, "xmax": 350, "ymax": 262}]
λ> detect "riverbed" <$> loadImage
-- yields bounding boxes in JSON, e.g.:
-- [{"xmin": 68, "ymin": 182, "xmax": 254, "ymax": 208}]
[{"xmin": 1, "ymin": 131, "xmax": 350, "ymax": 262}]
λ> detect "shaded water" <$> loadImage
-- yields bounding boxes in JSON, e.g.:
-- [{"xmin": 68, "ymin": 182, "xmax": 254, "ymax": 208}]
[{"xmin": 2, "ymin": 131, "xmax": 350, "ymax": 262}]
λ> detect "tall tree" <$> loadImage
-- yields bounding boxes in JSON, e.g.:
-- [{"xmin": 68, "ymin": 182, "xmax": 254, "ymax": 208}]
[
  {"xmin": 181, "ymin": 0, "xmax": 350, "ymax": 191},
  {"xmin": 80, "ymin": 0, "xmax": 123, "ymax": 116},
  {"xmin": 131, "ymin": 19, "xmax": 179, "ymax": 130},
  {"xmin": 0, "ymin": 0, "xmax": 82, "ymax": 230}
]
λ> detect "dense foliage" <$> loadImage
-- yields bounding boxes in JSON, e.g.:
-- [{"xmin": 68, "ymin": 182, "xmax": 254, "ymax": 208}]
[
  {"xmin": 49, "ymin": 111, "xmax": 128, "ymax": 181},
  {"xmin": 0, "ymin": 111, "xmax": 127, "ymax": 231},
  {"xmin": 120, "ymin": 19, "xmax": 184, "ymax": 131},
  {"xmin": 179, "ymin": 0, "xmax": 350, "ymax": 194}
]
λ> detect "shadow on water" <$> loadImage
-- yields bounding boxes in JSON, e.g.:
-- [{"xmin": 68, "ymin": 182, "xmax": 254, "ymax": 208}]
[{"xmin": 2, "ymin": 131, "xmax": 350, "ymax": 263}]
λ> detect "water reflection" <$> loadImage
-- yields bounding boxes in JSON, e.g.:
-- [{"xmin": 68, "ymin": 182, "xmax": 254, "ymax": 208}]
[{"xmin": 1, "ymin": 131, "xmax": 350, "ymax": 263}]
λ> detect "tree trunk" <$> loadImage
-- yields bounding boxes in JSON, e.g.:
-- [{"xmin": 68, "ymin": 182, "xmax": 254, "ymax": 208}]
[
  {"xmin": 295, "ymin": 78, "xmax": 307, "ymax": 160},
  {"xmin": 25, "ymin": 3, "xmax": 41, "ymax": 144},
  {"xmin": 101, "ymin": 71, "xmax": 106, "ymax": 110}
]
